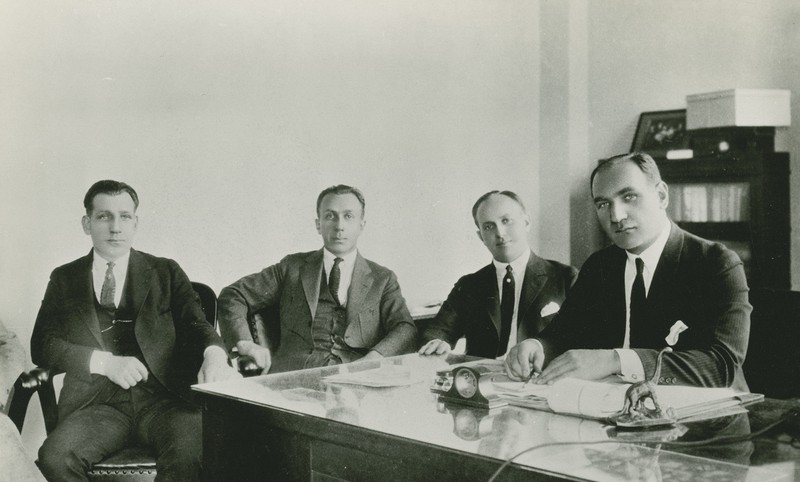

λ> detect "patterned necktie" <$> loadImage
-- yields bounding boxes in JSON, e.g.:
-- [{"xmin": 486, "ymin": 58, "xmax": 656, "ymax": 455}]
[
  {"xmin": 329, "ymin": 257, "xmax": 343, "ymax": 306},
  {"xmin": 100, "ymin": 261, "xmax": 116, "ymax": 309},
  {"xmin": 498, "ymin": 265, "xmax": 515, "ymax": 355},
  {"xmin": 629, "ymin": 257, "xmax": 646, "ymax": 336}
]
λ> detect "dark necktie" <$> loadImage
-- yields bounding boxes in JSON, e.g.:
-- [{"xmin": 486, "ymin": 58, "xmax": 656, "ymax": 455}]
[
  {"xmin": 329, "ymin": 257, "xmax": 343, "ymax": 306},
  {"xmin": 498, "ymin": 265, "xmax": 515, "ymax": 355},
  {"xmin": 629, "ymin": 257, "xmax": 646, "ymax": 339},
  {"xmin": 100, "ymin": 261, "xmax": 116, "ymax": 309}
]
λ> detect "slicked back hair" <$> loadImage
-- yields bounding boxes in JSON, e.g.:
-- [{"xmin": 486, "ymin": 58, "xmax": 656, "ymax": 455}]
[
  {"xmin": 83, "ymin": 180, "xmax": 140, "ymax": 214},
  {"xmin": 471, "ymin": 190, "xmax": 528, "ymax": 228},
  {"xmin": 316, "ymin": 185, "xmax": 366, "ymax": 217},
  {"xmin": 590, "ymin": 152, "xmax": 663, "ymax": 196}
]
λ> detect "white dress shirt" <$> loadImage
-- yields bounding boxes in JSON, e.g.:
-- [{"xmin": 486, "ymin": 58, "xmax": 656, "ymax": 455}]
[
  {"xmin": 615, "ymin": 218, "xmax": 672, "ymax": 381},
  {"xmin": 323, "ymin": 248, "xmax": 358, "ymax": 307},
  {"xmin": 91, "ymin": 249, "xmax": 130, "ymax": 308},
  {"xmin": 493, "ymin": 249, "xmax": 530, "ymax": 357}
]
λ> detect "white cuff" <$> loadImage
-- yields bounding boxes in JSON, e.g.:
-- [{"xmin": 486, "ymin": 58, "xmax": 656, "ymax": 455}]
[
  {"xmin": 614, "ymin": 348, "xmax": 645, "ymax": 382},
  {"xmin": 89, "ymin": 351, "xmax": 112, "ymax": 375},
  {"xmin": 203, "ymin": 345, "xmax": 228, "ymax": 360}
]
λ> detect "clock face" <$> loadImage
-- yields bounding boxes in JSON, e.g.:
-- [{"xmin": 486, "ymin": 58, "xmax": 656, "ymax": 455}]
[{"xmin": 454, "ymin": 368, "xmax": 479, "ymax": 398}]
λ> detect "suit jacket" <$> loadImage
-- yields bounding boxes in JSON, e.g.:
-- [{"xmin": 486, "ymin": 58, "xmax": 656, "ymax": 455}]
[
  {"xmin": 30, "ymin": 249, "xmax": 225, "ymax": 420},
  {"xmin": 538, "ymin": 223, "xmax": 751, "ymax": 391},
  {"xmin": 218, "ymin": 250, "xmax": 416, "ymax": 373},
  {"xmin": 421, "ymin": 251, "xmax": 578, "ymax": 358}
]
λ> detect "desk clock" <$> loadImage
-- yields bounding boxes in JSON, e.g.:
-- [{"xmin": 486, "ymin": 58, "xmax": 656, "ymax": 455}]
[{"xmin": 431, "ymin": 363, "xmax": 508, "ymax": 409}]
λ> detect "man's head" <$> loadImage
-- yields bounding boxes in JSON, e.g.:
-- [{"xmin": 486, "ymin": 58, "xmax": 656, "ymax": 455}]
[
  {"xmin": 590, "ymin": 152, "xmax": 669, "ymax": 255},
  {"xmin": 472, "ymin": 191, "xmax": 531, "ymax": 263},
  {"xmin": 315, "ymin": 185, "xmax": 366, "ymax": 256},
  {"xmin": 81, "ymin": 180, "xmax": 139, "ymax": 262}
]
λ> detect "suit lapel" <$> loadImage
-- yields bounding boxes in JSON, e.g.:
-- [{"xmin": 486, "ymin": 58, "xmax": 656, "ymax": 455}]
[
  {"xmin": 76, "ymin": 250, "xmax": 105, "ymax": 349},
  {"xmin": 126, "ymin": 249, "xmax": 153, "ymax": 321},
  {"xmin": 646, "ymin": 223, "xmax": 683, "ymax": 336},
  {"xmin": 517, "ymin": 251, "xmax": 548, "ymax": 323},
  {"xmin": 346, "ymin": 253, "xmax": 373, "ymax": 321},
  {"xmin": 607, "ymin": 246, "xmax": 628, "ymax": 344},
  {"xmin": 477, "ymin": 264, "xmax": 502, "ymax": 336},
  {"xmin": 301, "ymin": 250, "xmax": 323, "ymax": 318}
]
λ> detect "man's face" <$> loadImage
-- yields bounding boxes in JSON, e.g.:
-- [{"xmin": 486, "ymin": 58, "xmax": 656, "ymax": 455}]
[
  {"xmin": 475, "ymin": 194, "xmax": 531, "ymax": 263},
  {"xmin": 81, "ymin": 193, "xmax": 138, "ymax": 262},
  {"xmin": 592, "ymin": 161, "xmax": 669, "ymax": 255},
  {"xmin": 315, "ymin": 193, "xmax": 365, "ymax": 256}
]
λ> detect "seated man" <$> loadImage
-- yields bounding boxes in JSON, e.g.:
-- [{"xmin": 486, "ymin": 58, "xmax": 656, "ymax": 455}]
[
  {"xmin": 419, "ymin": 190, "xmax": 577, "ymax": 358},
  {"xmin": 218, "ymin": 185, "xmax": 416, "ymax": 374},
  {"xmin": 31, "ymin": 180, "xmax": 240, "ymax": 481},
  {"xmin": 506, "ymin": 153, "xmax": 751, "ymax": 391}
]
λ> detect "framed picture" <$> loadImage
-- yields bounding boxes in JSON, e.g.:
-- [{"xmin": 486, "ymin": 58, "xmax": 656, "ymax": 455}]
[{"xmin": 631, "ymin": 109, "xmax": 689, "ymax": 159}]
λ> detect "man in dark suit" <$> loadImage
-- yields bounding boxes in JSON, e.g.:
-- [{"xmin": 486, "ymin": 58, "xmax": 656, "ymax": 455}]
[
  {"xmin": 31, "ymin": 180, "xmax": 240, "ymax": 481},
  {"xmin": 218, "ymin": 185, "xmax": 416, "ymax": 374},
  {"xmin": 506, "ymin": 153, "xmax": 751, "ymax": 391},
  {"xmin": 419, "ymin": 191, "xmax": 577, "ymax": 358}
]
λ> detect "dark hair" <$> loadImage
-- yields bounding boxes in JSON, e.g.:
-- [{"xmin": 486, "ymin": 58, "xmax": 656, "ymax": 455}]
[
  {"xmin": 316, "ymin": 185, "xmax": 366, "ymax": 216},
  {"xmin": 471, "ymin": 190, "xmax": 527, "ymax": 227},
  {"xmin": 83, "ymin": 180, "xmax": 140, "ymax": 214},
  {"xmin": 590, "ymin": 152, "xmax": 662, "ymax": 195}
]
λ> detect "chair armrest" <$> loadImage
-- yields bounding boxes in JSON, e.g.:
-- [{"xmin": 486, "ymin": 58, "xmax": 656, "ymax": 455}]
[{"xmin": 8, "ymin": 368, "xmax": 58, "ymax": 434}]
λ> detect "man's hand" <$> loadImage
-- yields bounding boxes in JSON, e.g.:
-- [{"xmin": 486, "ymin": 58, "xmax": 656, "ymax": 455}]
[
  {"xmin": 418, "ymin": 339, "xmax": 451, "ymax": 356},
  {"xmin": 198, "ymin": 346, "xmax": 242, "ymax": 384},
  {"xmin": 534, "ymin": 349, "xmax": 620, "ymax": 385},
  {"xmin": 102, "ymin": 356, "xmax": 149, "ymax": 389},
  {"xmin": 505, "ymin": 339, "xmax": 545, "ymax": 381},
  {"xmin": 236, "ymin": 340, "xmax": 272, "ymax": 375}
]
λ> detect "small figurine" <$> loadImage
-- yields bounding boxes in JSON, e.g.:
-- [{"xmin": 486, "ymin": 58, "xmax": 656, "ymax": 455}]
[
  {"xmin": 613, "ymin": 320, "xmax": 687, "ymax": 427},
  {"xmin": 620, "ymin": 347, "xmax": 674, "ymax": 420}
]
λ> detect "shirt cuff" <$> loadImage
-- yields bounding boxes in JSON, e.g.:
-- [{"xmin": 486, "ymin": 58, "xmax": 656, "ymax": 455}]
[
  {"xmin": 89, "ymin": 351, "xmax": 112, "ymax": 375},
  {"xmin": 614, "ymin": 348, "xmax": 645, "ymax": 382},
  {"xmin": 204, "ymin": 345, "xmax": 229, "ymax": 361}
]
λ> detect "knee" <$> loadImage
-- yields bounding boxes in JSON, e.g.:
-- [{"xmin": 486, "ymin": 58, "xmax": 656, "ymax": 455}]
[{"xmin": 38, "ymin": 436, "xmax": 88, "ymax": 480}]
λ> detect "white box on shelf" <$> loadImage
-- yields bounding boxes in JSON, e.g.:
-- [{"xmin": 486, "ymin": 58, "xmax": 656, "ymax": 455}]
[{"xmin": 686, "ymin": 89, "xmax": 791, "ymax": 129}]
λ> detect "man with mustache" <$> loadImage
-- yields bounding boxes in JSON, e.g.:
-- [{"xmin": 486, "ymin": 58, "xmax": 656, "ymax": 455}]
[
  {"xmin": 31, "ymin": 180, "xmax": 240, "ymax": 481},
  {"xmin": 505, "ymin": 153, "xmax": 751, "ymax": 391},
  {"xmin": 218, "ymin": 185, "xmax": 416, "ymax": 374},
  {"xmin": 419, "ymin": 191, "xmax": 577, "ymax": 358}
]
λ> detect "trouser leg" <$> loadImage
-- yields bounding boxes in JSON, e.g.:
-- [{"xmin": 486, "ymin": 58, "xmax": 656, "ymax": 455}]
[
  {"xmin": 136, "ymin": 397, "xmax": 202, "ymax": 482},
  {"xmin": 37, "ymin": 403, "xmax": 131, "ymax": 482}
]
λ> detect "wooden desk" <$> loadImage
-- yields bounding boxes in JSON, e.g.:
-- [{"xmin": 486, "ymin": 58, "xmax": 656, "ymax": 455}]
[{"xmin": 195, "ymin": 354, "xmax": 800, "ymax": 481}]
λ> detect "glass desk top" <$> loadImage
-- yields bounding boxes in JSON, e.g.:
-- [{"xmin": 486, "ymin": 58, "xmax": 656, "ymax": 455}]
[{"xmin": 195, "ymin": 354, "xmax": 800, "ymax": 481}]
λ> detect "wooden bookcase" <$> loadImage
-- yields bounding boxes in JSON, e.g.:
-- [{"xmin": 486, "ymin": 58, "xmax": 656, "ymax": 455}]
[{"xmin": 655, "ymin": 142, "xmax": 791, "ymax": 290}]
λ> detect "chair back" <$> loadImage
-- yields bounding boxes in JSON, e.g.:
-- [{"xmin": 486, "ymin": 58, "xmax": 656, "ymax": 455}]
[
  {"xmin": 191, "ymin": 281, "xmax": 217, "ymax": 327},
  {"xmin": 743, "ymin": 288, "xmax": 800, "ymax": 399}
]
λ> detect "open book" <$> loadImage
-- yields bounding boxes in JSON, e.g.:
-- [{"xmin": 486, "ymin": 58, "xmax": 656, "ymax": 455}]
[{"xmin": 493, "ymin": 378, "xmax": 762, "ymax": 423}]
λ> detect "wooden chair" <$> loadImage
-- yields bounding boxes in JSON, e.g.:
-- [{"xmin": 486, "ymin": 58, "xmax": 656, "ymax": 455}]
[
  {"xmin": 9, "ymin": 281, "xmax": 219, "ymax": 481},
  {"xmin": 743, "ymin": 288, "xmax": 800, "ymax": 399}
]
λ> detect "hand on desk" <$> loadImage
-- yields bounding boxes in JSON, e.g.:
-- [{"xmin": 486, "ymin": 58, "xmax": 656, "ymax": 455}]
[
  {"xmin": 417, "ymin": 339, "xmax": 451, "ymax": 356},
  {"xmin": 198, "ymin": 346, "xmax": 242, "ymax": 384},
  {"xmin": 505, "ymin": 340, "xmax": 620, "ymax": 384},
  {"xmin": 236, "ymin": 340, "xmax": 272, "ymax": 374}
]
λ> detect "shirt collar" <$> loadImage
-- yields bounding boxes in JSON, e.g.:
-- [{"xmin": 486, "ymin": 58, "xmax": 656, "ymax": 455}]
[
  {"xmin": 92, "ymin": 249, "xmax": 130, "ymax": 271},
  {"xmin": 323, "ymin": 248, "xmax": 357, "ymax": 267},
  {"xmin": 492, "ymin": 249, "xmax": 531, "ymax": 277},
  {"xmin": 626, "ymin": 219, "xmax": 671, "ymax": 270}
]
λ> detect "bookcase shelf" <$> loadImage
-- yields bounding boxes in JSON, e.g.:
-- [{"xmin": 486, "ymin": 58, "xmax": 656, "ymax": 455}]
[{"xmin": 656, "ymin": 147, "xmax": 791, "ymax": 290}]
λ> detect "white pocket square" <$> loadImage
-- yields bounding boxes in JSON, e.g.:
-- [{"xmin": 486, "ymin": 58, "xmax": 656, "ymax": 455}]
[{"xmin": 540, "ymin": 301, "xmax": 561, "ymax": 317}]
